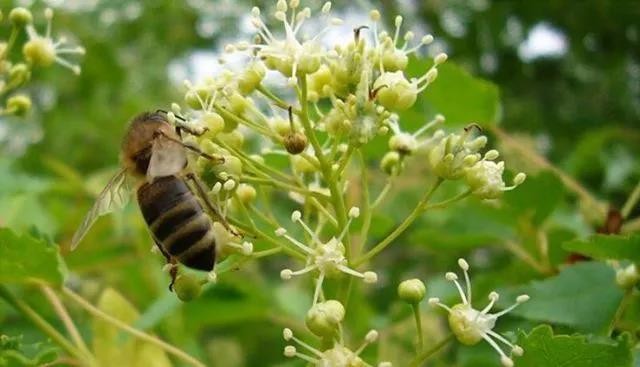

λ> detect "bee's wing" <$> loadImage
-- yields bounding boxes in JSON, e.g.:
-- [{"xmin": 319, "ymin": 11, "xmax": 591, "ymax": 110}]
[
  {"xmin": 147, "ymin": 134, "xmax": 187, "ymax": 180},
  {"xmin": 71, "ymin": 168, "xmax": 130, "ymax": 250}
]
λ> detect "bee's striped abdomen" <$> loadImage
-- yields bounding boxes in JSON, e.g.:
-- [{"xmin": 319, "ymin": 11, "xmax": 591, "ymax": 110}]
[{"xmin": 137, "ymin": 176, "xmax": 216, "ymax": 271}]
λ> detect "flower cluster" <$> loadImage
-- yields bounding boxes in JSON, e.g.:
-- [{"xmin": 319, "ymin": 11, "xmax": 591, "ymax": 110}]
[
  {"xmin": 429, "ymin": 259, "xmax": 529, "ymax": 367},
  {"xmin": 0, "ymin": 7, "xmax": 83, "ymax": 117},
  {"xmin": 165, "ymin": 0, "xmax": 529, "ymax": 365}
]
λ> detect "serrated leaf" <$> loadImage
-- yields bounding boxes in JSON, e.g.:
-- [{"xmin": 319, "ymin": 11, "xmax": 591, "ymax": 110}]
[
  {"xmin": 0, "ymin": 335, "xmax": 58, "ymax": 367},
  {"xmin": 517, "ymin": 325, "xmax": 632, "ymax": 367},
  {"xmin": 92, "ymin": 288, "xmax": 172, "ymax": 367},
  {"xmin": 0, "ymin": 228, "xmax": 66, "ymax": 286},
  {"xmin": 564, "ymin": 234, "xmax": 640, "ymax": 262},
  {"xmin": 500, "ymin": 262, "xmax": 623, "ymax": 334},
  {"xmin": 404, "ymin": 59, "xmax": 501, "ymax": 128}
]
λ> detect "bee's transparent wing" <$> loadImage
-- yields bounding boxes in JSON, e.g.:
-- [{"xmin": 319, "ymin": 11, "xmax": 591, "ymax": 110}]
[
  {"xmin": 71, "ymin": 168, "xmax": 130, "ymax": 250},
  {"xmin": 147, "ymin": 134, "xmax": 187, "ymax": 180}
]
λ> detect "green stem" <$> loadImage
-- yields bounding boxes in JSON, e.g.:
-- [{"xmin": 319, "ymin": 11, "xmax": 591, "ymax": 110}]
[
  {"xmin": 256, "ymin": 84, "xmax": 290, "ymax": 111},
  {"xmin": 408, "ymin": 334, "xmax": 454, "ymax": 367},
  {"xmin": 608, "ymin": 289, "xmax": 634, "ymax": 336},
  {"xmin": 354, "ymin": 179, "xmax": 443, "ymax": 266},
  {"xmin": 423, "ymin": 189, "xmax": 472, "ymax": 210},
  {"xmin": 412, "ymin": 303, "xmax": 424, "ymax": 354},
  {"xmin": 621, "ymin": 179, "xmax": 640, "ymax": 219},
  {"xmin": 298, "ymin": 74, "xmax": 350, "ymax": 257},
  {"xmin": 0, "ymin": 285, "xmax": 87, "ymax": 363},
  {"xmin": 62, "ymin": 288, "xmax": 206, "ymax": 367}
]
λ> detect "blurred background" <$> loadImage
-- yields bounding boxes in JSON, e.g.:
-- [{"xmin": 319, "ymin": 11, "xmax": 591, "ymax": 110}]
[{"xmin": 1, "ymin": 0, "xmax": 639, "ymax": 366}]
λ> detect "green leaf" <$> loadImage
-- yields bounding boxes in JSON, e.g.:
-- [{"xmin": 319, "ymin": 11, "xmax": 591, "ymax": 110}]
[
  {"xmin": 500, "ymin": 262, "xmax": 623, "ymax": 334},
  {"xmin": 564, "ymin": 234, "xmax": 640, "ymax": 262},
  {"xmin": 404, "ymin": 59, "xmax": 501, "ymax": 128},
  {"xmin": 504, "ymin": 171, "xmax": 565, "ymax": 225},
  {"xmin": 517, "ymin": 325, "xmax": 632, "ymax": 367},
  {"xmin": 0, "ymin": 228, "xmax": 66, "ymax": 286},
  {"xmin": 0, "ymin": 335, "xmax": 58, "ymax": 367},
  {"xmin": 92, "ymin": 288, "xmax": 172, "ymax": 367}
]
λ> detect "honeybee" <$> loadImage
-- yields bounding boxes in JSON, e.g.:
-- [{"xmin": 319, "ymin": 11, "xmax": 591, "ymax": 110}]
[{"xmin": 71, "ymin": 111, "xmax": 228, "ymax": 288}]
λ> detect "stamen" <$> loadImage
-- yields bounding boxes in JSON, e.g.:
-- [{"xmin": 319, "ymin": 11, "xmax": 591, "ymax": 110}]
[
  {"xmin": 481, "ymin": 291, "xmax": 499, "ymax": 314},
  {"xmin": 492, "ymin": 295, "xmax": 529, "ymax": 317},
  {"xmin": 458, "ymin": 258, "xmax": 472, "ymax": 304},
  {"xmin": 445, "ymin": 272, "xmax": 468, "ymax": 304}
]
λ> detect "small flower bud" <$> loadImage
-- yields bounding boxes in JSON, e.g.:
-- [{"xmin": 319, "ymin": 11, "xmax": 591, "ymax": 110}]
[
  {"xmin": 6, "ymin": 94, "xmax": 32, "ymax": 116},
  {"xmin": 8, "ymin": 64, "xmax": 30, "ymax": 86},
  {"xmin": 9, "ymin": 7, "xmax": 32, "ymax": 27},
  {"xmin": 398, "ymin": 278, "xmax": 427, "ymax": 304},
  {"xmin": 615, "ymin": 264, "xmax": 639, "ymax": 289},
  {"xmin": 173, "ymin": 274, "xmax": 203, "ymax": 302},
  {"xmin": 284, "ymin": 132, "xmax": 308, "ymax": 154},
  {"xmin": 200, "ymin": 112, "xmax": 225, "ymax": 135},
  {"xmin": 348, "ymin": 207, "xmax": 360, "ymax": 218},
  {"xmin": 236, "ymin": 183, "xmax": 257, "ymax": 203},
  {"xmin": 380, "ymin": 151, "xmax": 401, "ymax": 175},
  {"xmin": 516, "ymin": 294, "xmax": 530, "ymax": 303},
  {"xmin": 305, "ymin": 300, "xmax": 345, "ymax": 338}
]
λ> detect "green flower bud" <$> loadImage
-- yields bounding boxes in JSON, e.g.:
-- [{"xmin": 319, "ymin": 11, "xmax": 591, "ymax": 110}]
[
  {"xmin": 235, "ymin": 183, "xmax": 257, "ymax": 204},
  {"xmin": 9, "ymin": 63, "xmax": 31, "ymax": 86},
  {"xmin": 200, "ymin": 112, "xmax": 225, "ymax": 135},
  {"xmin": 218, "ymin": 130, "xmax": 244, "ymax": 149},
  {"xmin": 237, "ymin": 62, "xmax": 265, "ymax": 94},
  {"xmin": 9, "ymin": 7, "xmax": 33, "ymax": 27},
  {"xmin": 380, "ymin": 151, "xmax": 401, "ymax": 175},
  {"xmin": 397, "ymin": 278, "xmax": 426, "ymax": 304},
  {"xmin": 212, "ymin": 155, "xmax": 243, "ymax": 177},
  {"xmin": 291, "ymin": 155, "xmax": 318, "ymax": 174},
  {"xmin": 23, "ymin": 38, "xmax": 56, "ymax": 67},
  {"xmin": 305, "ymin": 300, "xmax": 345, "ymax": 338},
  {"xmin": 616, "ymin": 264, "xmax": 639, "ymax": 289},
  {"xmin": 6, "ymin": 94, "xmax": 32, "ymax": 116},
  {"xmin": 173, "ymin": 274, "xmax": 203, "ymax": 302},
  {"xmin": 307, "ymin": 64, "xmax": 332, "ymax": 101},
  {"xmin": 283, "ymin": 131, "xmax": 308, "ymax": 154}
]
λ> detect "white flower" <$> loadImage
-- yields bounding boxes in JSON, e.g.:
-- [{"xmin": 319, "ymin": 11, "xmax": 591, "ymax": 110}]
[
  {"xmin": 282, "ymin": 327, "xmax": 390, "ymax": 367},
  {"xmin": 277, "ymin": 208, "xmax": 377, "ymax": 305},
  {"xmin": 465, "ymin": 150, "xmax": 526, "ymax": 199},
  {"xmin": 429, "ymin": 259, "xmax": 529, "ymax": 367},
  {"xmin": 388, "ymin": 114, "xmax": 445, "ymax": 155},
  {"xmin": 22, "ymin": 8, "xmax": 84, "ymax": 74},
  {"xmin": 245, "ymin": 1, "xmax": 338, "ymax": 85},
  {"xmin": 427, "ymin": 125, "xmax": 488, "ymax": 180}
]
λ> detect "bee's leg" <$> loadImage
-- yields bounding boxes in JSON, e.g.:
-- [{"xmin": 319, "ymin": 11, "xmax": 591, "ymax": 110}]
[
  {"xmin": 185, "ymin": 172, "xmax": 240, "ymax": 237},
  {"xmin": 153, "ymin": 239, "xmax": 179, "ymax": 291},
  {"xmin": 168, "ymin": 259, "xmax": 179, "ymax": 291}
]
